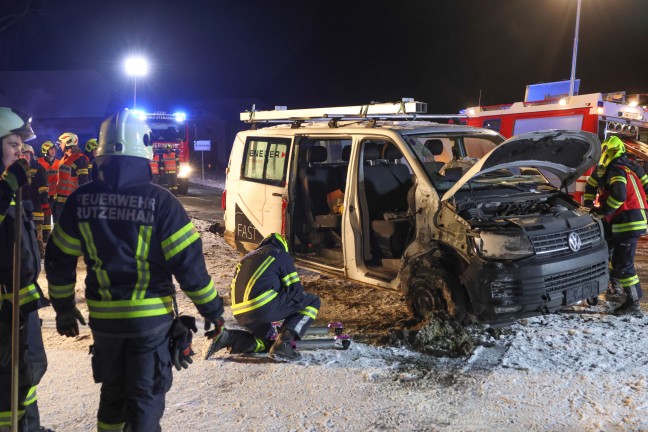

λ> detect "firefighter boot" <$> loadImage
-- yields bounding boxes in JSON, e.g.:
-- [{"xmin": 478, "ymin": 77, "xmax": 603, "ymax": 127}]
[
  {"xmin": 268, "ymin": 328, "xmax": 301, "ymax": 361},
  {"xmin": 613, "ymin": 284, "xmax": 643, "ymax": 315}
]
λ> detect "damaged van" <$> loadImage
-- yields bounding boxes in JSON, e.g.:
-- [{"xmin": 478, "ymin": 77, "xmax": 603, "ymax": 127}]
[{"xmin": 222, "ymin": 102, "xmax": 609, "ymax": 324}]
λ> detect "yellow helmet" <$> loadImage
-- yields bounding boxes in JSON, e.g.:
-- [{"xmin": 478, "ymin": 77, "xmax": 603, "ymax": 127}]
[
  {"xmin": 597, "ymin": 136, "xmax": 626, "ymax": 177},
  {"xmin": 41, "ymin": 140, "xmax": 55, "ymax": 155},
  {"xmin": 85, "ymin": 138, "xmax": 98, "ymax": 152},
  {"xmin": 58, "ymin": 132, "xmax": 79, "ymax": 150}
]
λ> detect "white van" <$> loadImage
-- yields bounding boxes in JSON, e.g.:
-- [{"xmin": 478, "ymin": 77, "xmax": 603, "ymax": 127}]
[{"xmin": 222, "ymin": 102, "xmax": 609, "ymax": 324}]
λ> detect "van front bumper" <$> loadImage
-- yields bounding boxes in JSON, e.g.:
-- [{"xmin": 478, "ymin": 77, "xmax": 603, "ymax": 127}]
[{"xmin": 463, "ymin": 241, "xmax": 609, "ymax": 324}]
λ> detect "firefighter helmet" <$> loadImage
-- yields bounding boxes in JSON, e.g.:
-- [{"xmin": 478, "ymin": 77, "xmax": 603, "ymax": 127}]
[
  {"xmin": 85, "ymin": 138, "xmax": 98, "ymax": 152},
  {"xmin": 22, "ymin": 143, "xmax": 34, "ymax": 153},
  {"xmin": 97, "ymin": 109, "xmax": 153, "ymax": 160},
  {"xmin": 0, "ymin": 107, "xmax": 36, "ymax": 142},
  {"xmin": 41, "ymin": 140, "xmax": 55, "ymax": 155},
  {"xmin": 58, "ymin": 132, "xmax": 79, "ymax": 150},
  {"xmin": 597, "ymin": 136, "xmax": 626, "ymax": 177}
]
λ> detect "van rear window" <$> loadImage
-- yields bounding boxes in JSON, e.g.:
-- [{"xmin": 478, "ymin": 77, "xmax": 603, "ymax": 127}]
[{"xmin": 242, "ymin": 137, "xmax": 291, "ymax": 185}]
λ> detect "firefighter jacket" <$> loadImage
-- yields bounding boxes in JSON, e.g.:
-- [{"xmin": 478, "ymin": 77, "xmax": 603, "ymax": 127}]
[
  {"xmin": 55, "ymin": 150, "xmax": 89, "ymax": 202},
  {"xmin": 84, "ymin": 152, "xmax": 95, "ymax": 179},
  {"xmin": 23, "ymin": 159, "xmax": 48, "ymax": 224},
  {"xmin": 150, "ymin": 154, "xmax": 160, "ymax": 175},
  {"xmin": 0, "ymin": 169, "xmax": 45, "ymax": 316},
  {"xmin": 45, "ymin": 155, "xmax": 224, "ymax": 334},
  {"xmin": 230, "ymin": 233, "xmax": 303, "ymax": 318},
  {"xmin": 596, "ymin": 160, "xmax": 648, "ymax": 239},
  {"xmin": 584, "ymin": 156, "xmax": 648, "ymax": 207},
  {"xmin": 38, "ymin": 155, "xmax": 59, "ymax": 199},
  {"xmin": 162, "ymin": 151, "xmax": 178, "ymax": 174}
]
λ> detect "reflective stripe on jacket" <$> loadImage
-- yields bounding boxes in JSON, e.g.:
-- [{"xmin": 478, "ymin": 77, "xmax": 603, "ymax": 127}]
[
  {"xmin": 599, "ymin": 163, "xmax": 648, "ymax": 237},
  {"xmin": 162, "ymin": 152, "xmax": 177, "ymax": 173}
]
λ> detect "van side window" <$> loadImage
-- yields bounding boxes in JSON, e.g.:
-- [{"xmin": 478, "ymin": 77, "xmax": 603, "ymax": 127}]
[
  {"xmin": 482, "ymin": 119, "xmax": 501, "ymax": 133},
  {"xmin": 242, "ymin": 137, "xmax": 290, "ymax": 185}
]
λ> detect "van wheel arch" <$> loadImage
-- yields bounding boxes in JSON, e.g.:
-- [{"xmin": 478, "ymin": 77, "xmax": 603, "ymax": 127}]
[{"xmin": 402, "ymin": 248, "xmax": 470, "ymax": 323}]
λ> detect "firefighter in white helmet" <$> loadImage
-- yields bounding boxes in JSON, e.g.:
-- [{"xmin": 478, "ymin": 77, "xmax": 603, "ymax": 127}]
[
  {"xmin": 0, "ymin": 107, "xmax": 49, "ymax": 431},
  {"xmin": 45, "ymin": 109, "xmax": 225, "ymax": 431},
  {"xmin": 53, "ymin": 132, "xmax": 89, "ymax": 222}
]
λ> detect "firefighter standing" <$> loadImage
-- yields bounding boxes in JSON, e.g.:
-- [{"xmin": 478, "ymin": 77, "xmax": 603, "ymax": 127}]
[
  {"xmin": 21, "ymin": 144, "xmax": 49, "ymax": 258},
  {"xmin": 150, "ymin": 150, "xmax": 161, "ymax": 184},
  {"xmin": 587, "ymin": 136, "xmax": 647, "ymax": 314},
  {"xmin": 53, "ymin": 132, "xmax": 89, "ymax": 223},
  {"xmin": 37, "ymin": 141, "xmax": 59, "ymax": 245},
  {"xmin": 208, "ymin": 233, "xmax": 320, "ymax": 360},
  {"xmin": 45, "ymin": 109, "xmax": 225, "ymax": 431},
  {"xmin": 84, "ymin": 138, "xmax": 98, "ymax": 179},
  {"xmin": 162, "ymin": 145, "xmax": 179, "ymax": 195},
  {"xmin": 0, "ymin": 107, "xmax": 48, "ymax": 431}
]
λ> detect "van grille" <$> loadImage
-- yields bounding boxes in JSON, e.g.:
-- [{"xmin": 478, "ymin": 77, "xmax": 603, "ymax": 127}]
[
  {"xmin": 529, "ymin": 223, "xmax": 602, "ymax": 257},
  {"xmin": 544, "ymin": 261, "xmax": 608, "ymax": 293}
]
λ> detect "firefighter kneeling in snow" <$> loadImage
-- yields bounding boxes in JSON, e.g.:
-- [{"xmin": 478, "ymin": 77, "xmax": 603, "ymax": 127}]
[
  {"xmin": 45, "ymin": 109, "xmax": 225, "ymax": 431},
  {"xmin": 209, "ymin": 233, "xmax": 320, "ymax": 360},
  {"xmin": 587, "ymin": 136, "xmax": 647, "ymax": 314}
]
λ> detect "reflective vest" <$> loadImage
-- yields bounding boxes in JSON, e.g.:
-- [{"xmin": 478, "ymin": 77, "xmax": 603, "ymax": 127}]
[
  {"xmin": 162, "ymin": 152, "xmax": 177, "ymax": 173},
  {"xmin": 600, "ymin": 164, "xmax": 648, "ymax": 237},
  {"xmin": 150, "ymin": 154, "xmax": 160, "ymax": 175},
  {"xmin": 38, "ymin": 156, "xmax": 59, "ymax": 198},
  {"xmin": 56, "ymin": 152, "xmax": 89, "ymax": 201}
]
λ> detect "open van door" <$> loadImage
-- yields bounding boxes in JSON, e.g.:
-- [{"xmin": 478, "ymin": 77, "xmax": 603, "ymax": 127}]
[{"xmin": 233, "ymin": 136, "xmax": 292, "ymax": 253}]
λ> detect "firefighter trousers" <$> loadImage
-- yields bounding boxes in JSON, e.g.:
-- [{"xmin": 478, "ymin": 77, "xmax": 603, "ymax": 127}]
[
  {"xmin": 91, "ymin": 322, "xmax": 173, "ymax": 432},
  {"xmin": 23, "ymin": 311, "xmax": 47, "ymax": 431},
  {"xmin": 0, "ymin": 312, "xmax": 34, "ymax": 431},
  {"xmin": 610, "ymin": 236, "xmax": 643, "ymax": 302},
  {"xmin": 231, "ymin": 291, "xmax": 321, "ymax": 353}
]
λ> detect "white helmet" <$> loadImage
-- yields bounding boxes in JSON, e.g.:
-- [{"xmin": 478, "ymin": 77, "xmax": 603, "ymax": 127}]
[
  {"xmin": 22, "ymin": 144, "xmax": 35, "ymax": 153},
  {"xmin": 0, "ymin": 107, "xmax": 36, "ymax": 142},
  {"xmin": 97, "ymin": 109, "xmax": 153, "ymax": 160},
  {"xmin": 58, "ymin": 132, "xmax": 79, "ymax": 150}
]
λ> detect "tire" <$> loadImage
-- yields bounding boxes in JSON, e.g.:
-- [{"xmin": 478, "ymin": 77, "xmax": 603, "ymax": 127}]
[
  {"xmin": 178, "ymin": 178, "xmax": 189, "ymax": 195},
  {"xmin": 406, "ymin": 267, "xmax": 467, "ymax": 323}
]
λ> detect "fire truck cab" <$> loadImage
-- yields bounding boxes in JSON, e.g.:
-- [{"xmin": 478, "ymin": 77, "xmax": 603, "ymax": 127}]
[
  {"xmin": 140, "ymin": 111, "xmax": 193, "ymax": 195},
  {"xmin": 464, "ymin": 86, "xmax": 648, "ymax": 202}
]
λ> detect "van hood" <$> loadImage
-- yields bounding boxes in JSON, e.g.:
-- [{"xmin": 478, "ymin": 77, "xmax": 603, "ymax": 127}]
[{"xmin": 441, "ymin": 130, "xmax": 601, "ymax": 201}]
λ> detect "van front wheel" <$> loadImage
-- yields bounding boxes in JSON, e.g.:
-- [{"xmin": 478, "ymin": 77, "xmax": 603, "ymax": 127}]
[{"xmin": 406, "ymin": 268, "xmax": 467, "ymax": 324}]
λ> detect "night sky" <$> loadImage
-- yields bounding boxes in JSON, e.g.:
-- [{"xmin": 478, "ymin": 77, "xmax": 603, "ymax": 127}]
[{"xmin": 2, "ymin": 0, "xmax": 647, "ymax": 114}]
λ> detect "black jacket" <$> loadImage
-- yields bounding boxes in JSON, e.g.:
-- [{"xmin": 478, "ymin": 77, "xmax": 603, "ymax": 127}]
[{"xmin": 45, "ymin": 155, "xmax": 224, "ymax": 334}]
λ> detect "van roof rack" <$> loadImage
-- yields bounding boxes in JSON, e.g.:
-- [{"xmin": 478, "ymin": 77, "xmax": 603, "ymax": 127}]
[
  {"xmin": 240, "ymin": 100, "xmax": 466, "ymax": 128},
  {"xmin": 241, "ymin": 101, "xmax": 429, "ymax": 122}
]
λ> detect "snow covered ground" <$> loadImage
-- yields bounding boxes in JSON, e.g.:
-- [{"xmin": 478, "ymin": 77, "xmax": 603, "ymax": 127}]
[{"xmin": 33, "ymin": 190, "xmax": 648, "ymax": 431}]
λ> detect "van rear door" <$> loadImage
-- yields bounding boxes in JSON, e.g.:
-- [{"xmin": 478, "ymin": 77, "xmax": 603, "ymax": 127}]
[{"xmin": 234, "ymin": 136, "xmax": 292, "ymax": 252}]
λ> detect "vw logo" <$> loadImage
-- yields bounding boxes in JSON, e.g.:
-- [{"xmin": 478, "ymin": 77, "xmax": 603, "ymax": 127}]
[{"xmin": 568, "ymin": 232, "xmax": 582, "ymax": 252}]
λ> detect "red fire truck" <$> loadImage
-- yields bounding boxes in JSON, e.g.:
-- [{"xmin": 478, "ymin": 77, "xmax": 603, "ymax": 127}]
[
  {"xmin": 135, "ymin": 110, "xmax": 193, "ymax": 195},
  {"xmin": 463, "ymin": 87, "xmax": 648, "ymax": 202}
]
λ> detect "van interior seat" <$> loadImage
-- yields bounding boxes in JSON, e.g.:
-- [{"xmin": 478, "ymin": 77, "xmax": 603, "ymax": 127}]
[
  {"xmin": 298, "ymin": 146, "xmax": 340, "ymax": 231},
  {"xmin": 363, "ymin": 143, "xmax": 413, "ymax": 258},
  {"xmin": 424, "ymin": 138, "xmax": 446, "ymax": 171}
]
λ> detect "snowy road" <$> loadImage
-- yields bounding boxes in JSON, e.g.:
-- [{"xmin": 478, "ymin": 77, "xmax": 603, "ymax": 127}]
[{"xmin": 31, "ymin": 177, "xmax": 648, "ymax": 431}]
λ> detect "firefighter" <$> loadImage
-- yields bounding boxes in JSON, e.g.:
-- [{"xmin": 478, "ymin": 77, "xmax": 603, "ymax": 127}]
[
  {"xmin": 84, "ymin": 138, "xmax": 98, "ymax": 178},
  {"xmin": 37, "ymin": 141, "xmax": 59, "ymax": 244},
  {"xmin": 0, "ymin": 107, "xmax": 48, "ymax": 431},
  {"xmin": 162, "ymin": 144, "xmax": 179, "ymax": 195},
  {"xmin": 21, "ymin": 143, "xmax": 49, "ymax": 258},
  {"xmin": 52, "ymin": 132, "xmax": 89, "ymax": 223},
  {"xmin": 45, "ymin": 109, "xmax": 225, "ymax": 431},
  {"xmin": 588, "ymin": 136, "xmax": 647, "ymax": 314},
  {"xmin": 208, "ymin": 233, "xmax": 320, "ymax": 360},
  {"xmin": 150, "ymin": 150, "xmax": 161, "ymax": 184}
]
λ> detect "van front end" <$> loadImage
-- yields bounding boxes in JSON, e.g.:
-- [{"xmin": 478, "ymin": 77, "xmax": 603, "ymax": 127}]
[{"xmin": 462, "ymin": 220, "xmax": 609, "ymax": 324}]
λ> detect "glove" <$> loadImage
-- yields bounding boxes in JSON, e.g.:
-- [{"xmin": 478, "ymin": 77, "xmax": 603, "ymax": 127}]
[
  {"xmin": 55, "ymin": 307, "xmax": 86, "ymax": 337},
  {"xmin": 204, "ymin": 315, "xmax": 225, "ymax": 340},
  {"xmin": 170, "ymin": 315, "xmax": 198, "ymax": 371},
  {"xmin": 2, "ymin": 159, "xmax": 31, "ymax": 191}
]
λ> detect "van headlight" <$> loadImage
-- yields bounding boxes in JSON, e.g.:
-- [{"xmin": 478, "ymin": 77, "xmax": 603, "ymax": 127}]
[
  {"xmin": 178, "ymin": 164, "xmax": 192, "ymax": 178},
  {"xmin": 475, "ymin": 230, "xmax": 535, "ymax": 260}
]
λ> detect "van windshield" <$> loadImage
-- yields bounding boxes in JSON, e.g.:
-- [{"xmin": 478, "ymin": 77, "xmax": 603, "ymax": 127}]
[{"xmin": 402, "ymin": 132, "xmax": 500, "ymax": 187}]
